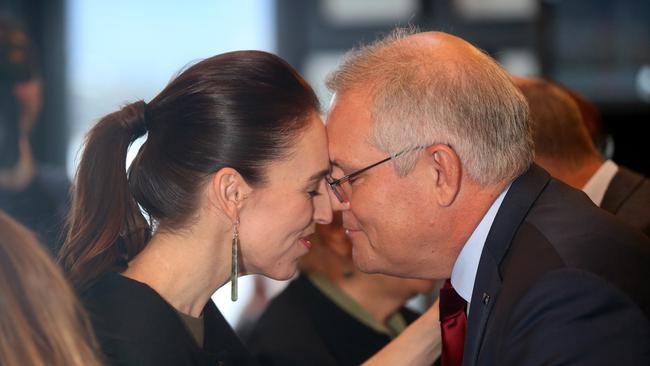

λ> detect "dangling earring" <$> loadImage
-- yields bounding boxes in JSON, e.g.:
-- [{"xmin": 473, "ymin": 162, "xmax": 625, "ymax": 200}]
[{"xmin": 231, "ymin": 220, "xmax": 239, "ymax": 302}]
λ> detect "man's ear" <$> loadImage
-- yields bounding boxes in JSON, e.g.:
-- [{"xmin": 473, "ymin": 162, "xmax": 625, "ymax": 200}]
[
  {"xmin": 210, "ymin": 167, "xmax": 252, "ymax": 223},
  {"xmin": 425, "ymin": 144, "xmax": 461, "ymax": 207}
]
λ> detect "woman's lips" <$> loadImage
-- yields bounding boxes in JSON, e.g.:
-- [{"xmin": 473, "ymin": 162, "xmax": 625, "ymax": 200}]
[{"xmin": 299, "ymin": 237, "xmax": 312, "ymax": 249}]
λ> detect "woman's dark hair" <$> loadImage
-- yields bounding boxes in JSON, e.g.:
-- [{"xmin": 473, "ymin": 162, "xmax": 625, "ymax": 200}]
[{"xmin": 58, "ymin": 51, "xmax": 320, "ymax": 290}]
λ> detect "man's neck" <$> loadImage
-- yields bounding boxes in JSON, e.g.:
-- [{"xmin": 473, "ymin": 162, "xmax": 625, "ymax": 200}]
[{"xmin": 539, "ymin": 156, "xmax": 604, "ymax": 190}]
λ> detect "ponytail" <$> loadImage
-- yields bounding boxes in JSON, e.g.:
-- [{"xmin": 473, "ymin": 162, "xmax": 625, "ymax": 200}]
[{"xmin": 58, "ymin": 101, "xmax": 150, "ymax": 290}]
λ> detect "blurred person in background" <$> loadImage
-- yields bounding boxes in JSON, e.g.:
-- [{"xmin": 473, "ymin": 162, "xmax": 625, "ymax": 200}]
[
  {"xmin": 514, "ymin": 76, "xmax": 650, "ymax": 236},
  {"xmin": 247, "ymin": 212, "xmax": 439, "ymax": 366},
  {"xmin": 0, "ymin": 16, "xmax": 70, "ymax": 254},
  {"xmin": 59, "ymin": 50, "xmax": 441, "ymax": 366},
  {"xmin": 0, "ymin": 210, "xmax": 102, "ymax": 366},
  {"xmin": 561, "ymin": 85, "xmax": 614, "ymax": 159}
]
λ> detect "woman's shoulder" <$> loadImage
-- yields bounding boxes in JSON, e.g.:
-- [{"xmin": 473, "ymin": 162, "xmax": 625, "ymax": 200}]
[
  {"xmin": 82, "ymin": 272, "xmax": 162, "ymax": 311},
  {"xmin": 82, "ymin": 272, "xmax": 209, "ymax": 364},
  {"xmin": 81, "ymin": 272, "xmax": 181, "ymax": 339}
]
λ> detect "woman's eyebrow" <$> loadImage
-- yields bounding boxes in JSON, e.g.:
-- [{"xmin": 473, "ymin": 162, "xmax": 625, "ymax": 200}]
[{"xmin": 307, "ymin": 168, "xmax": 330, "ymax": 182}]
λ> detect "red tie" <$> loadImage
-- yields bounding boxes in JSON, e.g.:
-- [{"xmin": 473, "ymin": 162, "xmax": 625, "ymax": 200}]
[{"xmin": 440, "ymin": 279, "xmax": 467, "ymax": 366}]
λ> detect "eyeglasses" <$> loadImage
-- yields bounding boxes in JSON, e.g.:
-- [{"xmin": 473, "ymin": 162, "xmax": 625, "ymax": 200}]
[{"xmin": 326, "ymin": 146, "xmax": 426, "ymax": 203}]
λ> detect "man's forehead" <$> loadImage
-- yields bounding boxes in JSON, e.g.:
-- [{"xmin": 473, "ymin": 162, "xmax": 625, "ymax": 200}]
[
  {"xmin": 327, "ymin": 89, "xmax": 372, "ymax": 133},
  {"xmin": 327, "ymin": 110, "xmax": 380, "ymax": 171}
]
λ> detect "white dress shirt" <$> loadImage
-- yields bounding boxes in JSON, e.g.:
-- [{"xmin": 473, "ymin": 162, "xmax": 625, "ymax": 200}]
[
  {"xmin": 582, "ymin": 160, "xmax": 619, "ymax": 207},
  {"xmin": 450, "ymin": 185, "xmax": 510, "ymax": 314}
]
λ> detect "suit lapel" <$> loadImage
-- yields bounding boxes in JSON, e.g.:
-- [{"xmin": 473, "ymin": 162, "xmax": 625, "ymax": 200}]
[
  {"xmin": 462, "ymin": 165, "xmax": 551, "ymax": 366},
  {"xmin": 601, "ymin": 167, "xmax": 644, "ymax": 213}
]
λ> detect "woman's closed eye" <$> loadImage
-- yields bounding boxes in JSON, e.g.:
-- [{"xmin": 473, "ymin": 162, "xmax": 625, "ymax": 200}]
[
  {"xmin": 307, "ymin": 182, "xmax": 324, "ymax": 199},
  {"xmin": 308, "ymin": 178, "xmax": 329, "ymax": 199}
]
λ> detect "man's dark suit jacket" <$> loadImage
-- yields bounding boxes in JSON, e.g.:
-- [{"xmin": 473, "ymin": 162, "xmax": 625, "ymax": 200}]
[
  {"xmin": 601, "ymin": 166, "xmax": 650, "ymax": 237},
  {"xmin": 83, "ymin": 272, "xmax": 257, "ymax": 366},
  {"xmin": 464, "ymin": 165, "xmax": 650, "ymax": 366}
]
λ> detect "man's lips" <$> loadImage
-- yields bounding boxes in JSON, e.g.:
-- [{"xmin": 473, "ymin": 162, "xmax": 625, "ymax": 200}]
[{"xmin": 343, "ymin": 227, "xmax": 362, "ymax": 235}]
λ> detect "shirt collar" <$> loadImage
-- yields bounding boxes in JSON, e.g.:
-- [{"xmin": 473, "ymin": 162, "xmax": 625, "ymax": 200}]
[
  {"xmin": 450, "ymin": 184, "xmax": 510, "ymax": 313},
  {"xmin": 582, "ymin": 160, "xmax": 618, "ymax": 206}
]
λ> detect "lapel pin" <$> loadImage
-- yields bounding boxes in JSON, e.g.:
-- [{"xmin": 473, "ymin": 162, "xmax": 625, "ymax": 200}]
[{"xmin": 482, "ymin": 292, "xmax": 490, "ymax": 305}]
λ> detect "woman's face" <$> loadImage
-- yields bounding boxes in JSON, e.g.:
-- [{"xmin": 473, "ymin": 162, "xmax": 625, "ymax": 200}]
[{"xmin": 239, "ymin": 114, "xmax": 332, "ymax": 280}]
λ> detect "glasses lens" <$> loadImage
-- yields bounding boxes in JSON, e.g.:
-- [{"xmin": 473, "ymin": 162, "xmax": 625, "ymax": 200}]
[
  {"xmin": 333, "ymin": 184, "xmax": 347, "ymax": 203},
  {"xmin": 326, "ymin": 178, "xmax": 347, "ymax": 203}
]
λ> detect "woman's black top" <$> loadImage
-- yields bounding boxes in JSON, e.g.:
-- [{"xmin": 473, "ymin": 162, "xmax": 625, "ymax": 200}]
[{"xmin": 82, "ymin": 272, "xmax": 256, "ymax": 366}]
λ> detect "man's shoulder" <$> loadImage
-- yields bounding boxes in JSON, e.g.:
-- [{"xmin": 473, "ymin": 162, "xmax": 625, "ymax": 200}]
[
  {"xmin": 522, "ymin": 176, "xmax": 650, "ymax": 265},
  {"xmin": 487, "ymin": 268, "xmax": 650, "ymax": 365},
  {"xmin": 508, "ymin": 180, "xmax": 650, "ymax": 311}
]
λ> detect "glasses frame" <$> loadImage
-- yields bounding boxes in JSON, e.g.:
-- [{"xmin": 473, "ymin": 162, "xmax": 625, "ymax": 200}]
[{"xmin": 326, "ymin": 145, "xmax": 427, "ymax": 203}]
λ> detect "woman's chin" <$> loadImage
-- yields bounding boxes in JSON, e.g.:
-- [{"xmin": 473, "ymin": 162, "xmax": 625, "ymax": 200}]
[{"xmin": 264, "ymin": 265, "xmax": 299, "ymax": 281}]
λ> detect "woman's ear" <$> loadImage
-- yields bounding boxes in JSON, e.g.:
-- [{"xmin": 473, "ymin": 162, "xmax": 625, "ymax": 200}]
[
  {"xmin": 210, "ymin": 167, "xmax": 252, "ymax": 223},
  {"xmin": 425, "ymin": 144, "xmax": 461, "ymax": 207}
]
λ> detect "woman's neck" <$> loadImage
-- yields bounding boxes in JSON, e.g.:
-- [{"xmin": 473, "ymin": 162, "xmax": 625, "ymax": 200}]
[{"xmin": 123, "ymin": 225, "xmax": 231, "ymax": 317}]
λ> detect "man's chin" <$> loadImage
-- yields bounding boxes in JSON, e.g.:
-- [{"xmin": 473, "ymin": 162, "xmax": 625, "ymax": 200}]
[{"xmin": 350, "ymin": 246, "xmax": 382, "ymax": 274}]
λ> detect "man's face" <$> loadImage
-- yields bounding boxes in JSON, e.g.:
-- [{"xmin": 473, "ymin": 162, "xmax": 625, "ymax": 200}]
[{"xmin": 326, "ymin": 88, "xmax": 444, "ymax": 279}]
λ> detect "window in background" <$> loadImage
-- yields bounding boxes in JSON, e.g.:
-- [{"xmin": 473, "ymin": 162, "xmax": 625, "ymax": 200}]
[
  {"xmin": 65, "ymin": 0, "xmax": 280, "ymax": 327},
  {"xmin": 542, "ymin": 0, "xmax": 650, "ymax": 103},
  {"xmin": 303, "ymin": 51, "xmax": 345, "ymax": 111}
]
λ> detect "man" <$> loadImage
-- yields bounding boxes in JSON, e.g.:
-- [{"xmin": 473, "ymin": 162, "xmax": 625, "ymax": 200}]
[
  {"xmin": 325, "ymin": 29, "xmax": 650, "ymax": 365},
  {"xmin": 513, "ymin": 76, "xmax": 650, "ymax": 236}
]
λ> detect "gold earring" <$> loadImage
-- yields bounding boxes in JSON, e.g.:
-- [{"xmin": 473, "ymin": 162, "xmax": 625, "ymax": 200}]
[{"xmin": 231, "ymin": 220, "xmax": 239, "ymax": 301}]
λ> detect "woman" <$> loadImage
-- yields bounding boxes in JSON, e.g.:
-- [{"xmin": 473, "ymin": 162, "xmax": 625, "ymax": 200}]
[
  {"xmin": 58, "ymin": 50, "xmax": 331, "ymax": 365},
  {"xmin": 0, "ymin": 211, "xmax": 102, "ymax": 366},
  {"xmin": 247, "ymin": 212, "xmax": 438, "ymax": 365},
  {"xmin": 59, "ymin": 50, "xmax": 440, "ymax": 366}
]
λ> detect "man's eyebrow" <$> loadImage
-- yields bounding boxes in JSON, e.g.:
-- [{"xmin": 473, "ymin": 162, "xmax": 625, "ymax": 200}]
[{"xmin": 330, "ymin": 160, "xmax": 352, "ymax": 172}]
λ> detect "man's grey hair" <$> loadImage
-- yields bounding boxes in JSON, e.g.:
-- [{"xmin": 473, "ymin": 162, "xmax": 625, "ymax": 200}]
[{"xmin": 326, "ymin": 28, "xmax": 533, "ymax": 185}]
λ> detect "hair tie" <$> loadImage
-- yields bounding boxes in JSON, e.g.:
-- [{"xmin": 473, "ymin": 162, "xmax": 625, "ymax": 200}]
[{"xmin": 125, "ymin": 100, "xmax": 148, "ymax": 137}]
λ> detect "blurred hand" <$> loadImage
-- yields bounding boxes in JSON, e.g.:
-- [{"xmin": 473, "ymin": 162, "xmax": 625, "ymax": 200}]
[{"xmin": 363, "ymin": 297, "xmax": 441, "ymax": 366}]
